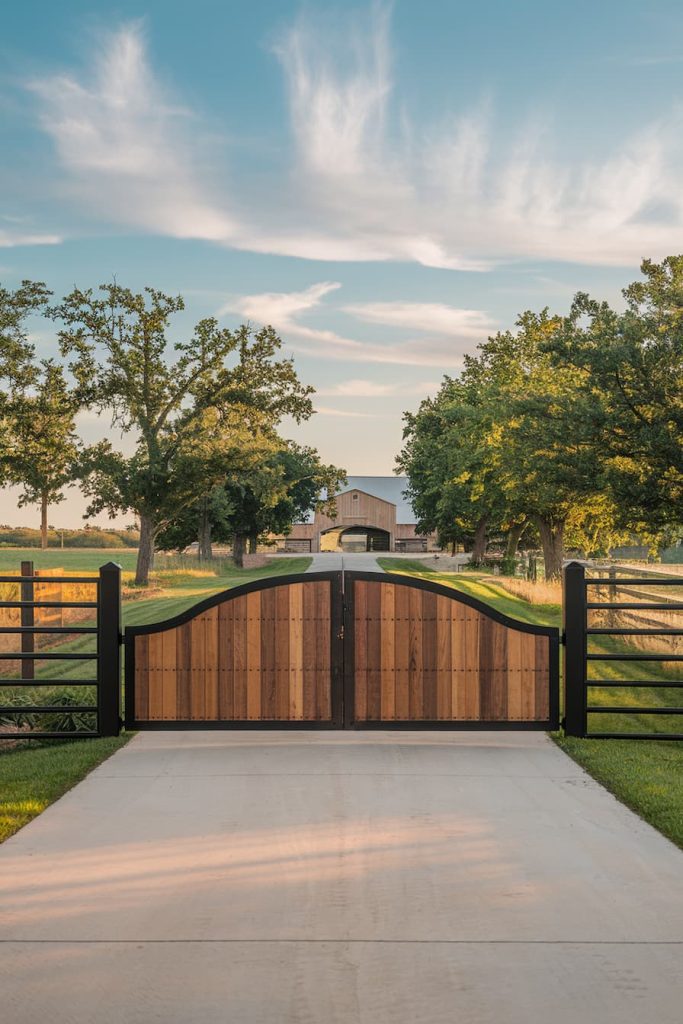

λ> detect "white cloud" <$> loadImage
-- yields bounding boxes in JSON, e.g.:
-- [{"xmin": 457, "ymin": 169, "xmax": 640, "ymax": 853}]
[
  {"xmin": 0, "ymin": 229, "xmax": 61, "ymax": 248},
  {"xmin": 28, "ymin": 23, "xmax": 237, "ymax": 243},
  {"xmin": 343, "ymin": 302, "xmax": 496, "ymax": 336},
  {"xmin": 315, "ymin": 405, "xmax": 387, "ymax": 418},
  {"xmin": 222, "ymin": 282, "xmax": 489, "ymax": 368},
  {"xmin": 317, "ymin": 378, "xmax": 440, "ymax": 397},
  {"xmin": 25, "ymin": 10, "xmax": 683, "ymax": 270}
]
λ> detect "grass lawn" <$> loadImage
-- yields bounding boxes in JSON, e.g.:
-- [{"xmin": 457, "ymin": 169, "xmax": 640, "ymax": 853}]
[
  {"xmin": 378, "ymin": 557, "xmax": 683, "ymax": 849},
  {"xmin": 0, "ymin": 554, "xmax": 311, "ymax": 843},
  {"xmin": 0, "ymin": 734, "xmax": 132, "ymax": 843}
]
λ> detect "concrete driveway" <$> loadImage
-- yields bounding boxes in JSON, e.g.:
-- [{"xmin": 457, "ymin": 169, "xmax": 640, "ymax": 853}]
[{"xmin": 1, "ymin": 731, "xmax": 682, "ymax": 1023}]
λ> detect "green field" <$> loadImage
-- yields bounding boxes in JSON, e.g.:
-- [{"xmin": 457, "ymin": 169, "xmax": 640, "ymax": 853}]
[
  {"xmin": 0, "ymin": 555, "xmax": 311, "ymax": 842},
  {"xmin": 0, "ymin": 546, "xmax": 141, "ymax": 573},
  {"xmin": 378, "ymin": 558, "xmax": 683, "ymax": 849}
]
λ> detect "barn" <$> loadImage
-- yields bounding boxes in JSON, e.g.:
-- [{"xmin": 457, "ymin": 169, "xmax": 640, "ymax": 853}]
[{"xmin": 282, "ymin": 476, "xmax": 439, "ymax": 554}]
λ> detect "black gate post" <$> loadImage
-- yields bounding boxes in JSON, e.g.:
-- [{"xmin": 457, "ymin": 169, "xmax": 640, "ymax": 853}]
[
  {"xmin": 563, "ymin": 561, "xmax": 587, "ymax": 737},
  {"xmin": 98, "ymin": 562, "xmax": 122, "ymax": 736}
]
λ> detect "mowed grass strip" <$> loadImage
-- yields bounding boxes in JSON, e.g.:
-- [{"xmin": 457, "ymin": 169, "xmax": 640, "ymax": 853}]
[
  {"xmin": 378, "ymin": 557, "xmax": 683, "ymax": 849},
  {"xmin": 0, "ymin": 555, "xmax": 312, "ymax": 842},
  {"xmin": 0, "ymin": 735, "xmax": 132, "ymax": 843}
]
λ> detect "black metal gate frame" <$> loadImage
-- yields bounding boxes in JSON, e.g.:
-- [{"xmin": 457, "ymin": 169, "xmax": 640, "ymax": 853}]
[{"xmin": 125, "ymin": 570, "xmax": 560, "ymax": 732}]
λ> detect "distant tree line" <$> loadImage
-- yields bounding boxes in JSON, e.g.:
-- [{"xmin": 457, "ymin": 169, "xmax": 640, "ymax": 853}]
[
  {"xmin": 0, "ymin": 281, "xmax": 345, "ymax": 584},
  {"xmin": 398, "ymin": 256, "xmax": 683, "ymax": 579}
]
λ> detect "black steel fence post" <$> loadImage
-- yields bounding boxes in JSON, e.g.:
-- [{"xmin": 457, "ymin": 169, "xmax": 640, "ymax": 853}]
[
  {"xmin": 98, "ymin": 562, "xmax": 122, "ymax": 736},
  {"xmin": 563, "ymin": 560, "xmax": 587, "ymax": 737}
]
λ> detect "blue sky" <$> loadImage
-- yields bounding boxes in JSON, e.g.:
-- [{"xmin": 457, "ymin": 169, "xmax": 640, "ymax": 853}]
[{"xmin": 2, "ymin": 0, "xmax": 682, "ymax": 525}]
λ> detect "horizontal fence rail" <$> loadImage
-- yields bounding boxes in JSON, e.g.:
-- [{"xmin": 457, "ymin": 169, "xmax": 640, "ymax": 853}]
[
  {"xmin": 563, "ymin": 561, "xmax": 683, "ymax": 739},
  {"xmin": 0, "ymin": 561, "xmax": 121, "ymax": 741}
]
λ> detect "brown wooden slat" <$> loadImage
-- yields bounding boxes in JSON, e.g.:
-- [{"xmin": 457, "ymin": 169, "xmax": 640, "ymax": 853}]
[
  {"xmin": 135, "ymin": 634, "xmax": 149, "ymax": 720},
  {"xmin": 354, "ymin": 580, "xmax": 368, "ymax": 721},
  {"xmin": 366, "ymin": 582, "xmax": 382, "ymax": 720},
  {"xmin": 175, "ymin": 623, "xmax": 191, "ymax": 720},
  {"xmin": 246, "ymin": 591, "xmax": 262, "ymax": 721},
  {"xmin": 380, "ymin": 582, "xmax": 395, "ymax": 720},
  {"xmin": 161, "ymin": 627, "xmax": 177, "ymax": 719},
  {"xmin": 408, "ymin": 586, "xmax": 424, "ymax": 718},
  {"xmin": 316, "ymin": 582, "xmax": 331, "ymax": 721},
  {"xmin": 189, "ymin": 614, "xmax": 206, "ymax": 720},
  {"xmin": 147, "ymin": 631, "xmax": 164, "ymax": 719},
  {"xmin": 289, "ymin": 583, "xmax": 304, "ymax": 720},
  {"xmin": 204, "ymin": 608, "xmax": 219, "ymax": 719},
  {"xmin": 232, "ymin": 596, "xmax": 248, "ymax": 720},
  {"xmin": 435, "ymin": 596, "xmax": 452, "ymax": 720},
  {"xmin": 506, "ymin": 628, "xmax": 523, "ymax": 720},
  {"xmin": 520, "ymin": 634, "xmax": 537, "ymax": 720},
  {"xmin": 301, "ymin": 585, "xmax": 317, "ymax": 720},
  {"xmin": 393, "ymin": 583, "xmax": 410, "ymax": 720},
  {"xmin": 421, "ymin": 590, "xmax": 438, "ymax": 719},
  {"xmin": 260, "ymin": 587, "xmax": 277, "ymax": 719},
  {"xmin": 275, "ymin": 584, "xmax": 291, "ymax": 720},
  {"xmin": 534, "ymin": 635, "xmax": 550, "ymax": 720},
  {"xmin": 218, "ymin": 602, "xmax": 234, "ymax": 719}
]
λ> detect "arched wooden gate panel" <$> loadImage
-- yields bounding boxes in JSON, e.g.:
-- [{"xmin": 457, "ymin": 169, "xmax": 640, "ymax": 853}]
[
  {"xmin": 344, "ymin": 572, "xmax": 558, "ymax": 728},
  {"xmin": 125, "ymin": 572, "xmax": 343, "ymax": 728},
  {"xmin": 125, "ymin": 570, "xmax": 559, "ymax": 730}
]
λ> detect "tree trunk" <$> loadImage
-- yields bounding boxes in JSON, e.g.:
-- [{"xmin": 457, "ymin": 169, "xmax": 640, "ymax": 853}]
[
  {"xmin": 198, "ymin": 506, "xmax": 212, "ymax": 561},
  {"xmin": 232, "ymin": 533, "xmax": 246, "ymax": 569},
  {"xmin": 470, "ymin": 518, "xmax": 487, "ymax": 563},
  {"xmin": 505, "ymin": 520, "xmax": 527, "ymax": 560},
  {"xmin": 135, "ymin": 514, "xmax": 156, "ymax": 585},
  {"xmin": 40, "ymin": 492, "xmax": 48, "ymax": 550},
  {"xmin": 534, "ymin": 516, "xmax": 565, "ymax": 580},
  {"xmin": 248, "ymin": 533, "xmax": 258, "ymax": 554}
]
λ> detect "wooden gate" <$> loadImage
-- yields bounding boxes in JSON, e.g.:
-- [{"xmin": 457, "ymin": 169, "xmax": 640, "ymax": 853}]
[{"xmin": 125, "ymin": 570, "xmax": 559, "ymax": 730}]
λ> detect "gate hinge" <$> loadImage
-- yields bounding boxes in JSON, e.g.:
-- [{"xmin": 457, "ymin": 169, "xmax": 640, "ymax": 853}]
[
  {"xmin": 337, "ymin": 626, "xmax": 344, "ymax": 640},
  {"xmin": 560, "ymin": 631, "xmax": 567, "ymax": 646}
]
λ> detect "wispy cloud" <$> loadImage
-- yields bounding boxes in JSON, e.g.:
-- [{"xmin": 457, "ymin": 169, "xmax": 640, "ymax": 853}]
[
  {"xmin": 315, "ymin": 405, "xmax": 387, "ymax": 418},
  {"xmin": 343, "ymin": 302, "xmax": 496, "ymax": 336},
  {"xmin": 317, "ymin": 378, "xmax": 440, "ymax": 397},
  {"xmin": 0, "ymin": 229, "xmax": 61, "ymax": 248},
  {"xmin": 24, "ymin": 11, "xmax": 683, "ymax": 270},
  {"xmin": 28, "ymin": 23, "xmax": 237, "ymax": 242},
  {"xmin": 222, "ymin": 282, "xmax": 489, "ymax": 368}
]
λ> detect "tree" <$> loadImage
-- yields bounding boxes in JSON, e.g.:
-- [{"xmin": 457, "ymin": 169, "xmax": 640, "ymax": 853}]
[
  {"xmin": 5, "ymin": 361, "xmax": 81, "ymax": 548},
  {"xmin": 550, "ymin": 256, "xmax": 683, "ymax": 532},
  {"xmin": 157, "ymin": 439, "xmax": 346, "ymax": 566},
  {"xmin": 50, "ymin": 284, "xmax": 314, "ymax": 584}
]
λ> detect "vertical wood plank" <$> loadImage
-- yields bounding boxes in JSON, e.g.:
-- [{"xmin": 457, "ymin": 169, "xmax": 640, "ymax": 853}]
[
  {"xmin": 316, "ymin": 582, "xmax": 332, "ymax": 721},
  {"xmin": 520, "ymin": 635, "xmax": 537, "ymax": 720},
  {"xmin": 275, "ymin": 585, "xmax": 291, "ymax": 720},
  {"xmin": 408, "ymin": 587, "xmax": 424, "ymax": 718},
  {"xmin": 380, "ymin": 583, "xmax": 396, "ymax": 720},
  {"xmin": 260, "ymin": 587, "xmax": 277, "ymax": 720},
  {"xmin": 534, "ymin": 636, "xmax": 550, "ymax": 720},
  {"xmin": 289, "ymin": 583, "xmax": 304, "ymax": 720},
  {"xmin": 302, "ymin": 582, "xmax": 318, "ymax": 721},
  {"xmin": 218, "ymin": 602, "xmax": 234, "ymax": 720},
  {"xmin": 453, "ymin": 609, "xmax": 481, "ymax": 720},
  {"xmin": 393, "ymin": 584, "xmax": 410, "ymax": 720},
  {"xmin": 204, "ymin": 608, "xmax": 218, "ymax": 720},
  {"xmin": 246, "ymin": 591, "xmax": 262, "ymax": 720},
  {"xmin": 161, "ymin": 627, "xmax": 177, "ymax": 720},
  {"xmin": 354, "ymin": 581, "xmax": 368, "ymax": 721},
  {"xmin": 435, "ymin": 596, "xmax": 452, "ymax": 720},
  {"xmin": 232, "ymin": 596, "xmax": 248, "ymax": 719},
  {"xmin": 190, "ymin": 614, "xmax": 206, "ymax": 720},
  {"xmin": 366, "ymin": 582, "xmax": 382, "ymax": 721},
  {"xmin": 421, "ymin": 591, "xmax": 438, "ymax": 720},
  {"xmin": 506, "ymin": 628, "xmax": 523, "ymax": 720},
  {"xmin": 147, "ymin": 632, "xmax": 164, "ymax": 719},
  {"xmin": 134, "ymin": 635, "xmax": 149, "ymax": 720},
  {"xmin": 176, "ymin": 623, "xmax": 192, "ymax": 720}
]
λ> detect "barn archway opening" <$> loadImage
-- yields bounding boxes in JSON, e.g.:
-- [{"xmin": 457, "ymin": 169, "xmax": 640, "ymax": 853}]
[{"xmin": 320, "ymin": 525, "xmax": 391, "ymax": 553}]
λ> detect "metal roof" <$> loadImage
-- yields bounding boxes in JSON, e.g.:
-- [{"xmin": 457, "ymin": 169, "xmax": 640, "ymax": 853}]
[{"xmin": 299, "ymin": 476, "xmax": 415, "ymax": 524}]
